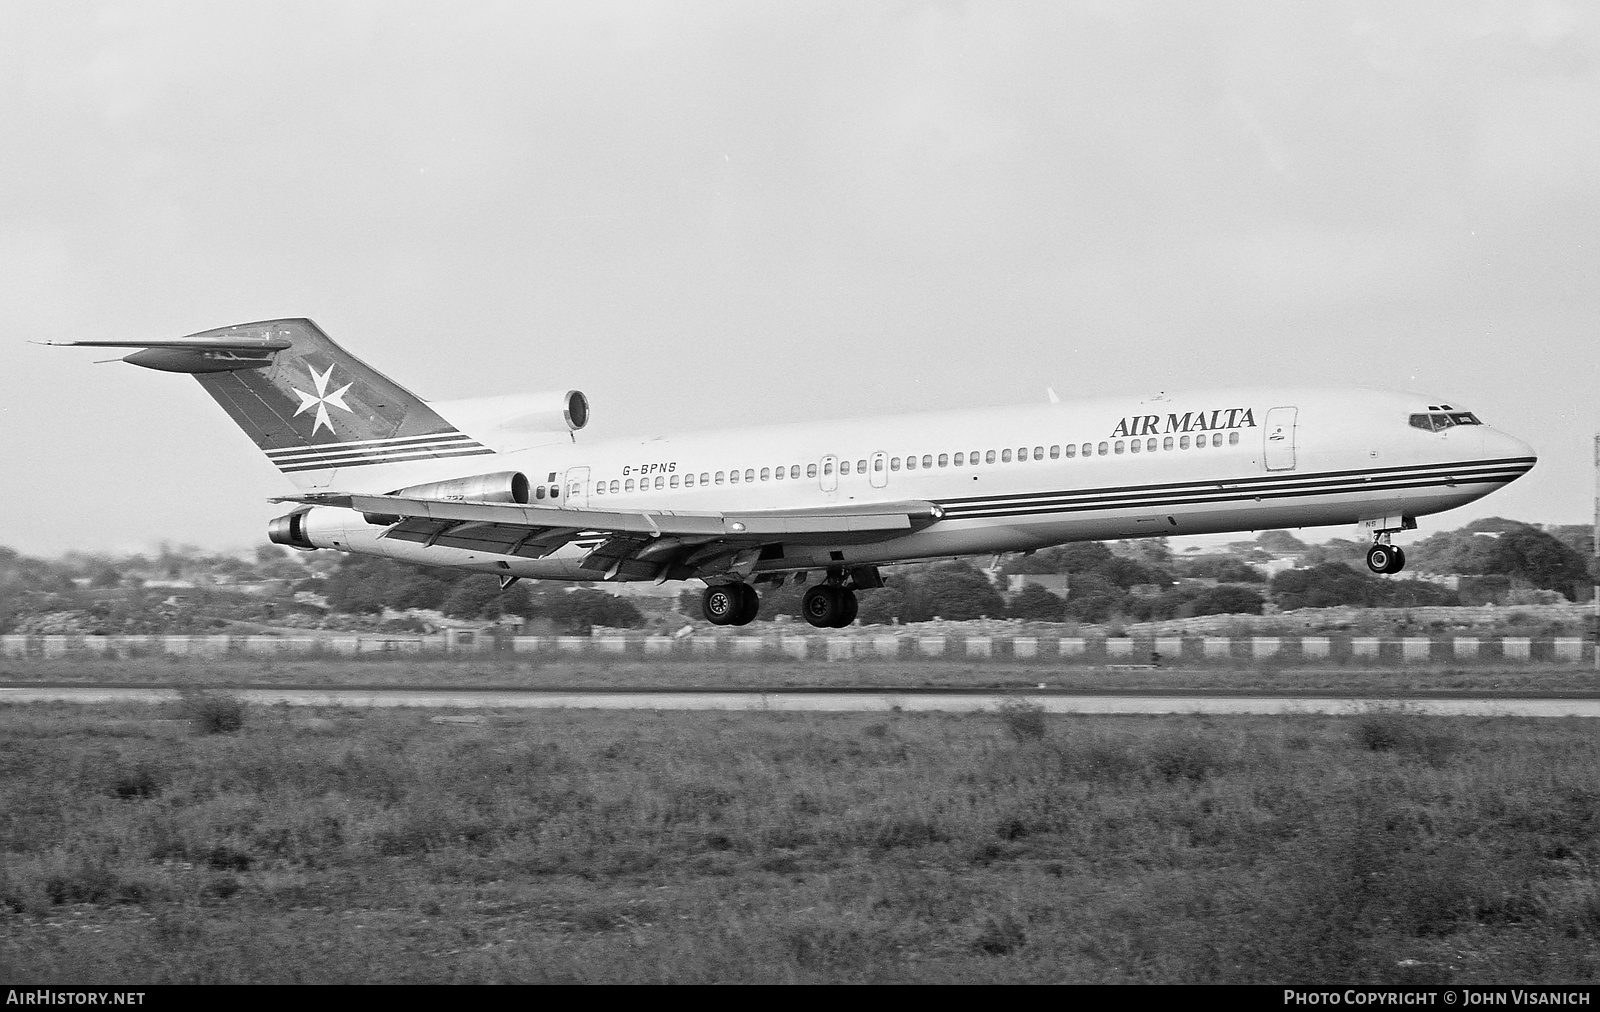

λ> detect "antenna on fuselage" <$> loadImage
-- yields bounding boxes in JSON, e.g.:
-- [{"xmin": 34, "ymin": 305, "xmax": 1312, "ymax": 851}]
[{"xmin": 1046, "ymin": 388, "xmax": 1060, "ymax": 404}]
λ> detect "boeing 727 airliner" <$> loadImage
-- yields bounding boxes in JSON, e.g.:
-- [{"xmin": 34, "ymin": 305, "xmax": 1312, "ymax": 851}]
[{"xmin": 51, "ymin": 319, "xmax": 1537, "ymax": 628}]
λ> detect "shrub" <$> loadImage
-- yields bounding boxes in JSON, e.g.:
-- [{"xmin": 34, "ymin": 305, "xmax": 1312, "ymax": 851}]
[
  {"xmin": 973, "ymin": 912, "xmax": 1027, "ymax": 955},
  {"xmin": 1006, "ymin": 584, "xmax": 1067, "ymax": 621},
  {"xmin": 180, "ymin": 692, "xmax": 246, "ymax": 735},
  {"xmin": 110, "ymin": 765, "xmax": 161, "ymax": 799},
  {"xmin": 997, "ymin": 701, "xmax": 1047, "ymax": 742}
]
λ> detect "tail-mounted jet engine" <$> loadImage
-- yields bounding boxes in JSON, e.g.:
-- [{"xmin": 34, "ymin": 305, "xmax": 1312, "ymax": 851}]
[
  {"xmin": 267, "ymin": 509, "xmax": 317, "ymax": 550},
  {"xmin": 360, "ymin": 470, "xmax": 531, "ymax": 526}
]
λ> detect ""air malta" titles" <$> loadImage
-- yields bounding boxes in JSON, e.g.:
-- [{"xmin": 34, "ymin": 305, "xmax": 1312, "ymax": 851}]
[{"xmin": 1110, "ymin": 408, "xmax": 1257, "ymax": 439}]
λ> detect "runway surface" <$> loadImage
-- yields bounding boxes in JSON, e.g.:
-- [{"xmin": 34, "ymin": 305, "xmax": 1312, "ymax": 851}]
[{"xmin": 3, "ymin": 685, "xmax": 1599, "ymax": 716}]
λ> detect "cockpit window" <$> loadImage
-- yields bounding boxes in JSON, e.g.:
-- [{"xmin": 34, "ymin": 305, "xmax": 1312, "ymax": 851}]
[{"xmin": 1410, "ymin": 412, "xmax": 1482, "ymax": 432}]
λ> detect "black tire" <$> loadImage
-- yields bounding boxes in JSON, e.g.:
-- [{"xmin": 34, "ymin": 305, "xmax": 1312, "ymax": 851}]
[
  {"xmin": 831, "ymin": 589, "xmax": 859, "ymax": 628},
  {"xmin": 1366, "ymin": 545, "xmax": 1394, "ymax": 575},
  {"xmin": 1385, "ymin": 547, "xmax": 1406, "ymax": 574},
  {"xmin": 732, "ymin": 583, "xmax": 761, "ymax": 626},
  {"xmin": 802, "ymin": 585, "xmax": 843, "ymax": 628},
  {"xmin": 702, "ymin": 585, "xmax": 739, "ymax": 625}
]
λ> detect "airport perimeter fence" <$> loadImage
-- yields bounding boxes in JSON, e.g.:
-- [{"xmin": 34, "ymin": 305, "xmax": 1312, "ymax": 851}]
[{"xmin": 1, "ymin": 631, "xmax": 1595, "ymax": 664}]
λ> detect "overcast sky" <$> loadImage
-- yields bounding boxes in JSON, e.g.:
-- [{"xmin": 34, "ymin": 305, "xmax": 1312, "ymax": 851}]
[{"xmin": 3, "ymin": 1, "xmax": 1597, "ymax": 557}]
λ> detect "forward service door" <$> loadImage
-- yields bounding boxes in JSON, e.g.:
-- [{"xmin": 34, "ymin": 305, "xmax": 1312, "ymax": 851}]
[
  {"xmin": 820, "ymin": 455, "xmax": 838, "ymax": 492},
  {"xmin": 1263, "ymin": 407, "xmax": 1297, "ymax": 471}
]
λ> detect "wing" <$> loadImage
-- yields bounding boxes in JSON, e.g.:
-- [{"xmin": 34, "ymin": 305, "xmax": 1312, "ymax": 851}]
[{"xmin": 276, "ymin": 492, "xmax": 944, "ymax": 581}]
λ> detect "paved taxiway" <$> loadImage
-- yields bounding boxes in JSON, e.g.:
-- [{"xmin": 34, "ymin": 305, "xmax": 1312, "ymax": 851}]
[{"xmin": 2, "ymin": 686, "xmax": 1599, "ymax": 716}]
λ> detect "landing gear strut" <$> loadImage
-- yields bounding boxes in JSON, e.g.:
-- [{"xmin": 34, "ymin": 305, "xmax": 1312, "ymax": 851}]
[
  {"xmin": 1362, "ymin": 516, "xmax": 1414, "ymax": 575},
  {"xmin": 703, "ymin": 583, "xmax": 760, "ymax": 626},
  {"xmin": 802, "ymin": 585, "xmax": 859, "ymax": 628}
]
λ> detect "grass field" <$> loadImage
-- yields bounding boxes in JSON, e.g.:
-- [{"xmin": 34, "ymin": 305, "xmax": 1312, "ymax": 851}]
[
  {"xmin": 4, "ymin": 654, "xmax": 1600, "ymax": 695},
  {"xmin": 1, "ymin": 696, "xmax": 1597, "ymax": 983}
]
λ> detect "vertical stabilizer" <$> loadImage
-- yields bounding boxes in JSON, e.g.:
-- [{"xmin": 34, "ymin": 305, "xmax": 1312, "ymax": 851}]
[{"xmin": 49, "ymin": 318, "xmax": 495, "ymax": 488}]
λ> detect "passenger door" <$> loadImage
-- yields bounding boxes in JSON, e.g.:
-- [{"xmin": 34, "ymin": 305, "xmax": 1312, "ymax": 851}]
[
  {"xmin": 869, "ymin": 451, "xmax": 888, "ymax": 489},
  {"xmin": 1263, "ymin": 407, "xmax": 1297, "ymax": 471},
  {"xmin": 819, "ymin": 455, "xmax": 838, "ymax": 492}
]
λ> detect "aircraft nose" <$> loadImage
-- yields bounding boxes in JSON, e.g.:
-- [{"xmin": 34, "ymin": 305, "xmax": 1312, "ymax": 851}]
[{"xmin": 1483, "ymin": 427, "xmax": 1536, "ymax": 466}]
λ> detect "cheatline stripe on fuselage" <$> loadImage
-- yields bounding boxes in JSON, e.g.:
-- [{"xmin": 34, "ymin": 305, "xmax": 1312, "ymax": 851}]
[
  {"xmin": 276, "ymin": 446, "xmax": 496, "ymax": 473},
  {"xmin": 933, "ymin": 457, "xmax": 1535, "ymax": 520},
  {"xmin": 265, "ymin": 432, "xmax": 479, "ymax": 460}
]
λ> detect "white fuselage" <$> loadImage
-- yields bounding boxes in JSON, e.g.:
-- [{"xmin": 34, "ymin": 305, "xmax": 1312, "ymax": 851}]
[{"xmin": 299, "ymin": 386, "xmax": 1536, "ymax": 580}]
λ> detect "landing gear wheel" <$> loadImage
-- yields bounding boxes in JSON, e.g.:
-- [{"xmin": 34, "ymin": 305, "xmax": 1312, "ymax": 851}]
[
  {"xmin": 834, "ymin": 589, "xmax": 859, "ymax": 628},
  {"xmin": 802, "ymin": 585, "xmax": 845, "ymax": 628},
  {"xmin": 731, "ymin": 583, "xmax": 761, "ymax": 626},
  {"xmin": 1366, "ymin": 544, "xmax": 1397, "ymax": 575},
  {"xmin": 702, "ymin": 585, "xmax": 740, "ymax": 625},
  {"xmin": 1385, "ymin": 547, "xmax": 1406, "ymax": 574}
]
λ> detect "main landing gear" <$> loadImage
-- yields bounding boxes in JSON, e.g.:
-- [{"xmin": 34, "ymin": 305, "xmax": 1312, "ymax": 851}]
[
  {"xmin": 702, "ymin": 583, "xmax": 760, "ymax": 626},
  {"xmin": 801, "ymin": 584, "xmax": 858, "ymax": 629}
]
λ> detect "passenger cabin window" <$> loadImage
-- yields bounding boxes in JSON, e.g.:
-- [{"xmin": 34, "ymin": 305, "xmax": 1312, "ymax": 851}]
[
  {"xmin": 729, "ymin": 471, "xmax": 739, "ymax": 484},
  {"xmin": 873, "ymin": 458, "xmax": 883, "ymax": 472},
  {"xmin": 670, "ymin": 474, "xmax": 680, "ymax": 488},
  {"xmin": 1097, "ymin": 442, "xmax": 1108, "ymax": 456},
  {"xmin": 857, "ymin": 460, "xmax": 867, "ymax": 472},
  {"xmin": 773, "ymin": 466, "xmax": 783, "ymax": 480},
  {"xmin": 715, "ymin": 471, "xmax": 725, "ymax": 484},
  {"xmin": 938, "ymin": 453, "xmax": 948, "ymax": 467},
  {"xmin": 1001, "ymin": 449, "xmax": 1012, "ymax": 462},
  {"xmin": 840, "ymin": 460, "xmax": 850, "ymax": 475},
  {"xmin": 744, "ymin": 469, "xmax": 755, "ymax": 482},
  {"xmin": 985, "ymin": 450, "xmax": 996, "ymax": 464},
  {"xmin": 1114, "ymin": 441, "xmax": 1125, "ymax": 454},
  {"xmin": 1163, "ymin": 437, "xmax": 1173, "ymax": 450},
  {"xmin": 806, "ymin": 464, "xmax": 816, "ymax": 478},
  {"xmin": 1049, "ymin": 445, "xmax": 1059, "ymax": 459},
  {"xmin": 822, "ymin": 462, "xmax": 832, "ymax": 475},
  {"xmin": 1147, "ymin": 438, "xmax": 1157, "ymax": 452},
  {"xmin": 1064, "ymin": 444, "xmax": 1076, "ymax": 458},
  {"xmin": 791, "ymin": 465, "xmax": 800, "ymax": 479},
  {"xmin": 1032, "ymin": 447, "xmax": 1042, "ymax": 460},
  {"xmin": 1228, "ymin": 432, "xmax": 1239, "ymax": 445},
  {"xmin": 535, "ymin": 486, "xmax": 546, "ymax": 499},
  {"xmin": 921, "ymin": 455, "xmax": 931, "ymax": 469},
  {"xmin": 700, "ymin": 472, "xmax": 709, "ymax": 484},
  {"xmin": 760, "ymin": 468, "xmax": 770, "ymax": 481},
  {"xmin": 904, "ymin": 456, "xmax": 915, "ymax": 470},
  {"xmin": 890, "ymin": 457, "xmax": 901, "ymax": 471},
  {"xmin": 1130, "ymin": 440, "xmax": 1141, "ymax": 453},
  {"xmin": 953, "ymin": 452, "xmax": 964, "ymax": 466},
  {"xmin": 1082, "ymin": 443, "xmax": 1093, "ymax": 456},
  {"xmin": 683, "ymin": 475, "xmax": 693, "ymax": 487}
]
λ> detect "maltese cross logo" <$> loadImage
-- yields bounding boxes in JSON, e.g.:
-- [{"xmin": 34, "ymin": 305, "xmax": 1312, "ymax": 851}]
[{"xmin": 291, "ymin": 363, "xmax": 355, "ymax": 436}]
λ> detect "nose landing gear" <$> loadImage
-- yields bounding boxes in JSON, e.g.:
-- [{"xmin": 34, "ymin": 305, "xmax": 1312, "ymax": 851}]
[
  {"xmin": 1366, "ymin": 542, "xmax": 1406, "ymax": 575},
  {"xmin": 1361, "ymin": 516, "xmax": 1415, "ymax": 575}
]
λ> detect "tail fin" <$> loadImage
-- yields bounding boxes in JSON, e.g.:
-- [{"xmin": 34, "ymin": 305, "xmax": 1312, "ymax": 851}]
[{"xmin": 48, "ymin": 318, "xmax": 493, "ymax": 486}]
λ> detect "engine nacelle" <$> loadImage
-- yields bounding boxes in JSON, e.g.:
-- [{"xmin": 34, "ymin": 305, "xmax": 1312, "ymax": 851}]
[
  {"xmin": 358, "ymin": 470, "xmax": 531, "ymax": 526},
  {"xmin": 389, "ymin": 470, "xmax": 531, "ymax": 504},
  {"xmin": 429, "ymin": 389, "xmax": 589, "ymax": 439},
  {"xmin": 267, "ymin": 510, "xmax": 317, "ymax": 550}
]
